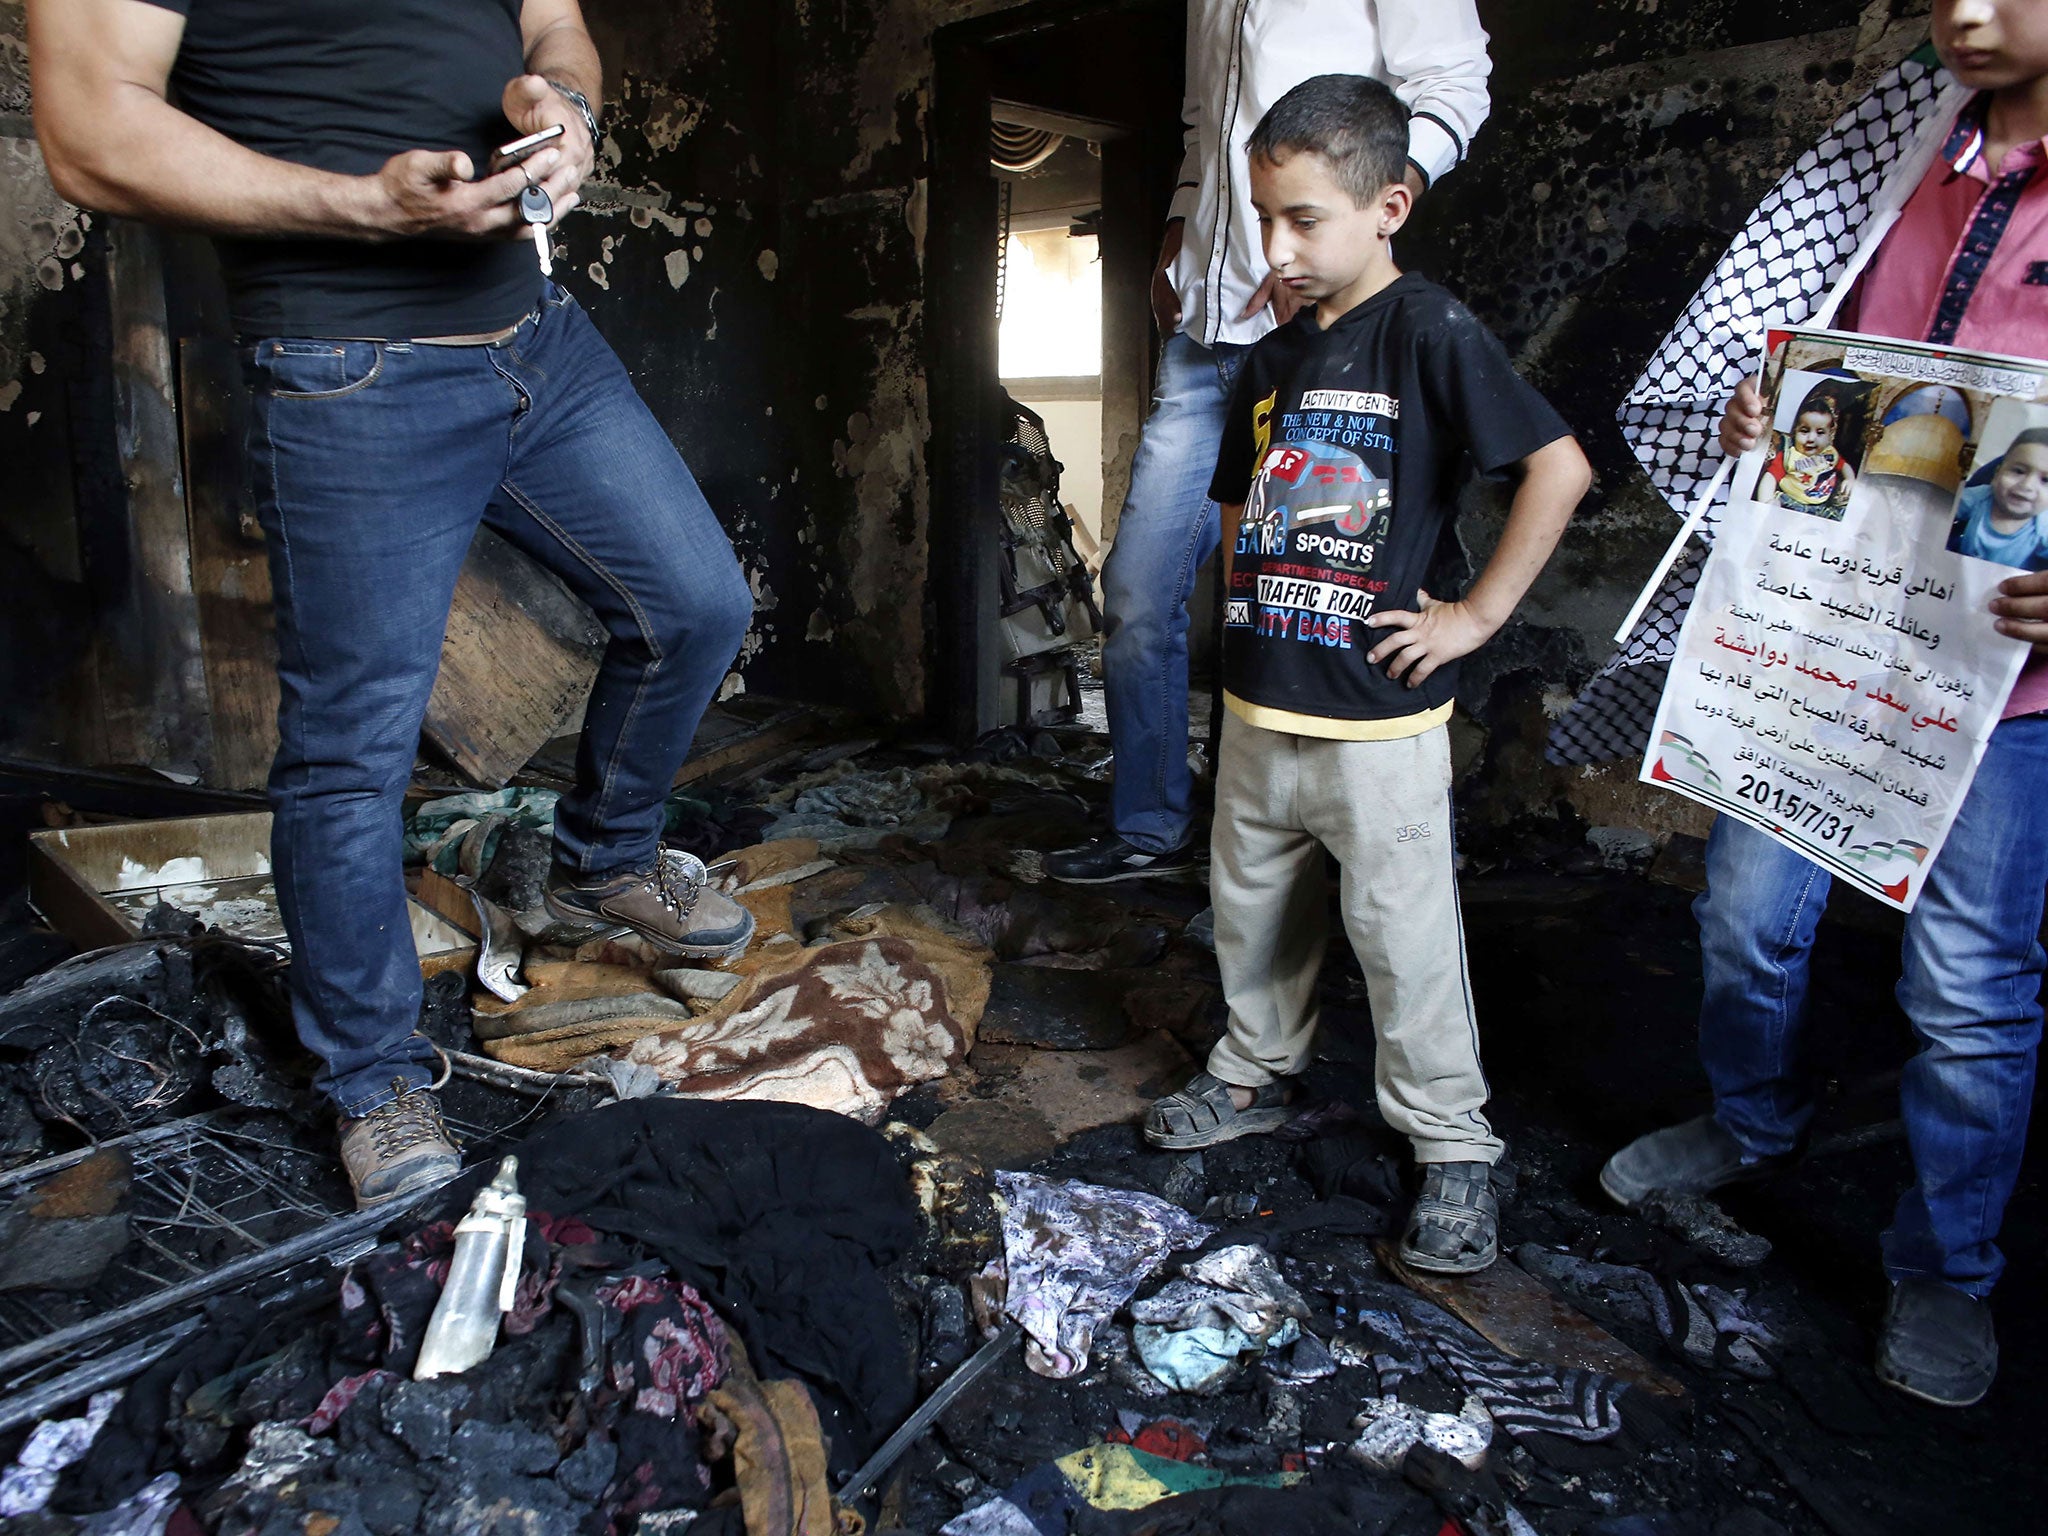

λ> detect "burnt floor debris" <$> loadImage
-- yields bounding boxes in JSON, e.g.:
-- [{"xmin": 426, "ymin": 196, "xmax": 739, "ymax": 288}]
[{"xmin": 0, "ymin": 725, "xmax": 2042, "ymax": 1536}]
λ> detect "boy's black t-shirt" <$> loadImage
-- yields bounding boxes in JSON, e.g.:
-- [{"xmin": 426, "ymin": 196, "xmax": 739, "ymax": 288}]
[
  {"xmin": 1211, "ymin": 274, "xmax": 1571, "ymax": 724},
  {"xmin": 137, "ymin": 0, "xmax": 537, "ymax": 339}
]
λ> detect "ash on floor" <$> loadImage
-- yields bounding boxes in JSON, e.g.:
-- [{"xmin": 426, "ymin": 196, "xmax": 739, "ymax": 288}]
[{"xmin": 0, "ymin": 741, "xmax": 2040, "ymax": 1536}]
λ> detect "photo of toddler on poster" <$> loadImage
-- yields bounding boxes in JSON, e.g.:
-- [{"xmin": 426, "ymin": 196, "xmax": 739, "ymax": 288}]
[
  {"xmin": 1751, "ymin": 373, "xmax": 1869, "ymax": 518},
  {"xmin": 1946, "ymin": 398, "xmax": 2048, "ymax": 572}
]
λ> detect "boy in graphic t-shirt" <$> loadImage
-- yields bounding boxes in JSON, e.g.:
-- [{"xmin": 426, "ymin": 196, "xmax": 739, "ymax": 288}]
[{"xmin": 1141, "ymin": 74, "xmax": 1591, "ymax": 1275}]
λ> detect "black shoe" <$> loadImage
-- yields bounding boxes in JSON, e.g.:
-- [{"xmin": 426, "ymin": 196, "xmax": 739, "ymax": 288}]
[
  {"xmin": 1598, "ymin": 1113, "xmax": 1795, "ymax": 1208},
  {"xmin": 1044, "ymin": 833, "xmax": 1196, "ymax": 885},
  {"xmin": 1876, "ymin": 1279, "xmax": 1997, "ymax": 1407}
]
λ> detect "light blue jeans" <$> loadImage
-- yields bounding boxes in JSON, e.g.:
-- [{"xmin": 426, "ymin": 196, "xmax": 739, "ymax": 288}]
[
  {"xmin": 1694, "ymin": 713, "xmax": 2048, "ymax": 1296},
  {"xmin": 1099, "ymin": 332, "xmax": 1249, "ymax": 853}
]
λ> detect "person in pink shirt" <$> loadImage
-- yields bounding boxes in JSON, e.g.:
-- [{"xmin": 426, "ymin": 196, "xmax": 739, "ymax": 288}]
[{"xmin": 1601, "ymin": 0, "xmax": 2048, "ymax": 1409}]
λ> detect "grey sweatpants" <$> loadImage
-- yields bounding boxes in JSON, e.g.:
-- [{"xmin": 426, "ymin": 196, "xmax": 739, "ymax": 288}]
[{"xmin": 1207, "ymin": 712, "xmax": 1502, "ymax": 1164}]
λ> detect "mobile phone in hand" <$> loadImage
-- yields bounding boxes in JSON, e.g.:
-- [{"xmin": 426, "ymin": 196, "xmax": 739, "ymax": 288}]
[{"xmin": 487, "ymin": 123, "xmax": 565, "ymax": 176}]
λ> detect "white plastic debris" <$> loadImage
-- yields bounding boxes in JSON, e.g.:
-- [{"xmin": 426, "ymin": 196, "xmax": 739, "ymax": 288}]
[
  {"xmin": 1347, "ymin": 1394, "xmax": 1493, "ymax": 1473},
  {"xmin": 0, "ymin": 1390, "xmax": 121, "ymax": 1516}
]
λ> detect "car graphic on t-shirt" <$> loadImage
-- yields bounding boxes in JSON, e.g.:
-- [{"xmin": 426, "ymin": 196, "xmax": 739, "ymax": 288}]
[{"xmin": 1239, "ymin": 441, "xmax": 1392, "ymax": 559}]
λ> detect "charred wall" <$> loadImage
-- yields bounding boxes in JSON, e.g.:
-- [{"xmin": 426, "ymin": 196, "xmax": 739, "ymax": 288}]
[
  {"xmin": 570, "ymin": 0, "xmax": 1008, "ymax": 722},
  {"xmin": 571, "ymin": 0, "xmax": 790, "ymax": 710},
  {"xmin": 0, "ymin": 3, "xmax": 112, "ymax": 766}
]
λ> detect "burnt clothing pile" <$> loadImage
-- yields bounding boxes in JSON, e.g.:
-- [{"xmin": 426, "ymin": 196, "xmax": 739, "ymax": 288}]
[
  {"xmin": 4, "ymin": 749, "xmax": 1998, "ymax": 1536},
  {"xmin": 12, "ymin": 1099, "xmax": 918, "ymax": 1536},
  {"xmin": 195, "ymin": 1210, "xmax": 741, "ymax": 1536},
  {"xmin": 511, "ymin": 1096, "xmax": 921, "ymax": 1465}
]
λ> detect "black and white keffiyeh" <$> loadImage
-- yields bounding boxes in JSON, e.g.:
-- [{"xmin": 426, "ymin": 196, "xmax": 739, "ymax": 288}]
[{"xmin": 1547, "ymin": 52, "xmax": 1968, "ymax": 764}]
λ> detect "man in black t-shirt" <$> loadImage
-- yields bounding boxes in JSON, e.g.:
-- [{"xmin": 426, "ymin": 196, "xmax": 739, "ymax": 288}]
[
  {"xmin": 31, "ymin": 0, "xmax": 757, "ymax": 1208},
  {"xmin": 1140, "ymin": 76, "xmax": 1590, "ymax": 1275}
]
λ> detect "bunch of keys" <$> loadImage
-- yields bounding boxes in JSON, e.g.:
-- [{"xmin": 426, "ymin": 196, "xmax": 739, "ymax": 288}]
[{"xmin": 520, "ymin": 182, "xmax": 555, "ymax": 277}]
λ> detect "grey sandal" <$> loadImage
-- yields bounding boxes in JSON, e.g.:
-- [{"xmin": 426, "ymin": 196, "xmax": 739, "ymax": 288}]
[
  {"xmin": 1143, "ymin": 1071, "xmax": 1297, "ymax": 1150},
  {"xmin": 1398, "ymin": 1161, "xmax": 1499, "ymax": 1275}
]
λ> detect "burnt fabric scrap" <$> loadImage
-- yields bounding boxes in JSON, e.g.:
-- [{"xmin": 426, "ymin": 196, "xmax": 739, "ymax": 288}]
[
  {"xmin": 763, "ymin": 765, "xmax": 956, "ymax": 849},
  {"xmin": 940, "ymin": 1443, "xmax": 1299, "ymax": 1536},
  {"xmin": 996, "ymin": 1172, "xmax": 1213, "ymax": 1379},
  {"xmin": 1516, "ymin": 1246, "xmax": 1777, "ymax": 1378},
  {"xmin": 1342, "ymin": 1308, "xmax": 1429, "ymax": 1393},
  {"xmin": 1067, "ymin": 1474, "xmax": 1419, "ymax": 1536},
  {"xmin": 0, "ymin": 1391, "xmax": 123, "ymax": 1517},
  {"xmin": 1414, "ymin": 1321, "xmax": 1627, "ymax": 1444},
  {"xmin": 599, "ymin": 1275, "xmax": 728, "ymax": 1415},
  {"xmin": 402, "ymin": 787, "xmax": 560, "ymax": 876},
  {"xmin": 68, "ymin": 1471, "xmax": 182, "ymax": 1536},
  {"xmin": 45, "ymin": 1291, "xmax": 323, "ymax": 1519},
  {"xmin": 698, "ymin": 1337, "xmax": 836, "ymax": 1536},
  {"xmin": 512, "ymin": 1098, "xmax": 920, "ymax": 1464},
  {"xmin": 1128, "ymin": 1245, "xmax": 1313, "ymax": 1393},
  {"xmin": 1333, "ymin": 1288, "xmax": 1629, "ymax": 1445}
]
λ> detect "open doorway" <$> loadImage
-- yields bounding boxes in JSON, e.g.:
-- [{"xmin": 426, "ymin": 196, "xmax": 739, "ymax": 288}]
[
  {"xmin": 996, "ymin": 130, "xmax": 1105, "ymax": 553},
  {"xmin": 926, "ymin": 0, "xmax": 1186, "ymax": 738}
]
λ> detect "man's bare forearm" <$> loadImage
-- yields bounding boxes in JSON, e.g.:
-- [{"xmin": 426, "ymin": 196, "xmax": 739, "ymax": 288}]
[
  {"xmin": 55, "ymin": 99, "xmax": 395, "ymax": 234},
  {"xmin": 31, "ymin": 0, "xmax": 535, "ymax": 243},
  {"xmin": 523, "ymin": 15, "xmax": 601, "ymax": 105},
  {"xmin": 39, "ymin": 81, "xmax": 525, "ymax": 242},
  {"xmin": 39, "ymin": 84, "xmax": 390, "ymax": 238}
]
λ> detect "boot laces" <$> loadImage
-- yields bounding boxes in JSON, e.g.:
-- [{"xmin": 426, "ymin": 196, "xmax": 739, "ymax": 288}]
[
  {"xmin": 647, "ymin": 849, "xmax": 704, "ymax": 920},
  {"xmin": 366, "ymin": 1079, "xmax": 449, "ymax": 1158}
]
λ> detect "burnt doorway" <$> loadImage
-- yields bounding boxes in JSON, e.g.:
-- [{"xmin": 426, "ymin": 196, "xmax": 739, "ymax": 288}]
[{"xmin": 927, "ymin": 0, "xmax": 1185, "ymax": 739}]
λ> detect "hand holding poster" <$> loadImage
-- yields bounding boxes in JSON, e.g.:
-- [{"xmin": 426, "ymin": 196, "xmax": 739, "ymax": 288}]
[{"xmin": 1641, "ymin": 326, "xmax": 2039, "ymax": 910}]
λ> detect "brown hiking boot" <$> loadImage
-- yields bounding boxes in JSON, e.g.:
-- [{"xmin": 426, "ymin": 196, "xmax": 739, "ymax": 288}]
[
  {"xmin": 542, "ymin": 848, "xmax": 755, "ymax": 959},
  {"xmin": 340, "ymin": 1079, "xmax": 461, "ymax": 1209}
]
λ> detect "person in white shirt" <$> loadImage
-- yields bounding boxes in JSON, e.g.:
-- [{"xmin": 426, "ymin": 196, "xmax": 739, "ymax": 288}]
[{"xmin": 1048, "ymin": 0, "xmax": 1493, "ymax": 884}]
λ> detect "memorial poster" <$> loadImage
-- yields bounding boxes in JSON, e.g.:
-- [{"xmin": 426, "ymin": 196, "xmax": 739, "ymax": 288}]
[{"xmin": 1641, "ymin": 326, "xmax": 2042, "ymax": 910}]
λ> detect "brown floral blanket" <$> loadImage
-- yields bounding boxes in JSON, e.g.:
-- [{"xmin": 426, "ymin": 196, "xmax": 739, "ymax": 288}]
[{"xmin": 486, "ymin": 908, "xmax": 989, "ymax": 1124}]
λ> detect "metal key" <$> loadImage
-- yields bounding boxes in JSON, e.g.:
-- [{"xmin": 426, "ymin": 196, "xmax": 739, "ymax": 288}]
[{"xmin": 519, "ymin": 183, "xmax": 554, "ymax": 276}]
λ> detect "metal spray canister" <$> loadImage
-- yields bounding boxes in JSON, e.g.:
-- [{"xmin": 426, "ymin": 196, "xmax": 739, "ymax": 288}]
[{"xmin": 414, "ymin": 1155, "xmax": 527, "ymax": 1380}]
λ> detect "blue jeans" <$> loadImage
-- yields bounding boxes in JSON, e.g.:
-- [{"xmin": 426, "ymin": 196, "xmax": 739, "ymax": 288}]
[
  {"xmin": 1099, "ymin": 332, "xmax": 1248, "ymax": 853},
  {"xmin": 1695, "ymin": 713, "xmax": 2048, "ymax": 1295},
  {"xmin": 246, "ymin": 283, "xmax": 752, "ymax": 1118}
]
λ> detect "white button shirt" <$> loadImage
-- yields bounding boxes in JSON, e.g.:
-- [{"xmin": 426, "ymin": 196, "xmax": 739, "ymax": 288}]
[{"xmin": 1168, "ymin": 0, "xmax": 1492, "ymax": 348}]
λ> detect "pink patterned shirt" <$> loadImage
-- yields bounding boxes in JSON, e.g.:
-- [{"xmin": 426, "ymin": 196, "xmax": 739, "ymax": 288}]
[{"xmin": 1842, "ymin": 98, "xmax": 2048, "ymax": 718}]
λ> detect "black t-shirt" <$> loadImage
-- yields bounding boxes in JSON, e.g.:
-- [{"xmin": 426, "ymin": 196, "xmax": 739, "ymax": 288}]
[
  {"xmin": 1210, "ymin": 274, "xmax": 1571, "ymax": 723},
  {"xmin": 139, "ymin": 0, "xmax": 538, "ymax": 339}
]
